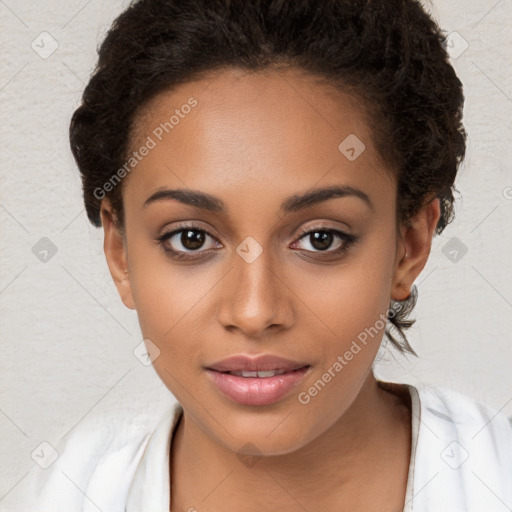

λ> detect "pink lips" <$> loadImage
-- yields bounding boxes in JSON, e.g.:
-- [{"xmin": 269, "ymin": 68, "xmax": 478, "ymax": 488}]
[{"xmin": 205, "ymin": 354, "xmax": 311, "ymax": 406}]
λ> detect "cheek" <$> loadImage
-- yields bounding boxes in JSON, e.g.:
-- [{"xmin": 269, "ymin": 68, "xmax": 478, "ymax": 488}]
[
  {"xmin": 126, "ymin": 224, "xmax": 210, "ymax": 333},
  {"xmin": 294, "ymin": 232, "xmax": 396, "ymax": 340},
  {"xmin": 290, "ymin": 247, "xmax": 396, "ymax": 436},
  {"xmin": 131, "ymin": 269, "xmax": 211, "ymax": 402},
  {"xmin": 128, "ymin": 247, "xmax": 220, "ymax": 378}
]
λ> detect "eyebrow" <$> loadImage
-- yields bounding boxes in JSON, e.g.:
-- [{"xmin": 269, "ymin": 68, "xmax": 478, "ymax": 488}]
[{"xmin": 143, "ymin": 184, "xmax": 373, "ymax": 213}]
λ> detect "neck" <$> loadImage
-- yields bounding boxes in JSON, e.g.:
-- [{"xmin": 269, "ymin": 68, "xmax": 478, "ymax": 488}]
[{"xmin": 170, "ymin": 372, "xmax": 411, "ymax": 512}]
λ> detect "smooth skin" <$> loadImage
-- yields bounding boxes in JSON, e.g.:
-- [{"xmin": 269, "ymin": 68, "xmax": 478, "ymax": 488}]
[{"xmin": 100, "ymin": 67, "xmax": 440, "ymax": 511}]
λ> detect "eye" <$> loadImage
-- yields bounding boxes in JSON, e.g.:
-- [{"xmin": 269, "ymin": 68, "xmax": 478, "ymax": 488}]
[
  {"xmin": 291, "ymin": 226, "xmax": 358, "ymax": 256},
  {"xmin": 156, "ymin": 223, "xmax": 221, "ymax": 259},
  {"xmin": 155, "ymin": 223, "xmax": 358, "ymax": 261}
]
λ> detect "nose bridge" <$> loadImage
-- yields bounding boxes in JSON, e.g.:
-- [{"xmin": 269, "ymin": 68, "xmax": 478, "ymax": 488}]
[{"xmin": 218, "ymin": 239, "xmax": 291, "ymax": 336}]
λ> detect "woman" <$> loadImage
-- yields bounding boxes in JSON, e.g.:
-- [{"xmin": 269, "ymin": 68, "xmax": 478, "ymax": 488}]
[{"xmin": 26, "ymin": 0, "xmax": 512, "ymax": 510}]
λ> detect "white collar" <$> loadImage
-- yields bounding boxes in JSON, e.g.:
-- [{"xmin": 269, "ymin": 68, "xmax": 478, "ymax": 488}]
[
  {"xmin": 124, "ymin": 382, "xmax": 512, "ymax": 512},
  {"xmin": 126, "ymin": 401, "xmax": 183, "ymax": 512}
]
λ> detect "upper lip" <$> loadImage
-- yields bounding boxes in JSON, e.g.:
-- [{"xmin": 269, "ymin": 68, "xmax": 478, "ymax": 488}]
[{"xmin": 205, "ymin": 354, "xmax": 310, "ymax": 372}]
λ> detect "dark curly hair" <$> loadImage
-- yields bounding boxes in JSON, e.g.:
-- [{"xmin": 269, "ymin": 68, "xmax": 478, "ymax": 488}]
[{"xmin": 70, "ymin": 0, "xmax": 466, "ymax": 356}]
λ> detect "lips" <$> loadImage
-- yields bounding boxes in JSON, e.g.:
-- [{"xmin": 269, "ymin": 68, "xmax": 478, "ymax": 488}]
[
  {"xmin": 204, "ymin": 354, "xmax": 311, "ymax": 405},
  {"xmin": 205, "ymin": 366, "xmax": 310, "ymax": 406},
  {"xmin": 205, "ymin": 354, "xmax": 310, "ymax": 373}
]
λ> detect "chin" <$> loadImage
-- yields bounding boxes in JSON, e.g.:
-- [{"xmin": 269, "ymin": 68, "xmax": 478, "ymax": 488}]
[{"xmin": 206, "ymin": 407, "xmax": 316, "ymax": 457}]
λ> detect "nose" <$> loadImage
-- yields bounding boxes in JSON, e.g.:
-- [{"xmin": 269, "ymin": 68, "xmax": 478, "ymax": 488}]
[{"xmin": 216, "ymin": 247, "xmax": 294, "ymax": 339}]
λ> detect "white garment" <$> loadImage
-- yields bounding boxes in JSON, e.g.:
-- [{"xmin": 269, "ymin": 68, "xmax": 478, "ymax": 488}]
[{"xmin": 13, "ymin": 381, "xmax": 512, "ymax": 512}]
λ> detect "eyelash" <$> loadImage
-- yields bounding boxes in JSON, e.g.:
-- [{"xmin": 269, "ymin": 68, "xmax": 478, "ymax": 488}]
[{"xmin": 155, "ymin": 222, "xmax": 358, "ymax": 261}]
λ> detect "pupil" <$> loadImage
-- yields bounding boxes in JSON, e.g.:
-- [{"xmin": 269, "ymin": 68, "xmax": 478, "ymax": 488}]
[
  {"xmin": 311, "ymin": 231, "xmax": 332, "ymax": 251},
  {"xmin": 182, "ymin": 230, "xmax": 204, "ymax": 250}
]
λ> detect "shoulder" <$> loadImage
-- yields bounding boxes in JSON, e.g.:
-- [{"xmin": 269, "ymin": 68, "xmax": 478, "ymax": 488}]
[
  {"xmin": 410, "ymin": 383, "xmax": 512, "ymax": 511},
  {"xmin": 417, "ymin": 383, "xmax": 512, "ymax": 443},
  {"xmin": 22, "ymin": 403, "xmax": 181, "ymax": 512}
]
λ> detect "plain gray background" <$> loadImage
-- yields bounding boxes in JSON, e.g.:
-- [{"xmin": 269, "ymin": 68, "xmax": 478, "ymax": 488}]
[{"xmin": 1, "ymin": 0, "xmax": 511, "ymax": 505}]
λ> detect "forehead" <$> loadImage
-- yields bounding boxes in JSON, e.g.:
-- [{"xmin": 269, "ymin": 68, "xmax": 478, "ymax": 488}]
[{"xmin": 124, "ymin": 67, "xmax": 395, "ymax": 214}]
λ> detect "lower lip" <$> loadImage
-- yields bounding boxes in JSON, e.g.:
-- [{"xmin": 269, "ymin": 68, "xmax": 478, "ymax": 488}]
[{"xmin": 205, "ymin": 366, "xmax": 310, "ymax": 406}]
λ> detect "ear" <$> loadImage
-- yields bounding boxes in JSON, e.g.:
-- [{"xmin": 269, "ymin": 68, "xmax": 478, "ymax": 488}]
[
  {"xmin": 100, "ymin": 199, "xmax": 136, "ymax": 310},
  {"xmin": 391, "ymin": 198, "xmax": 441, "ymax": 300}
]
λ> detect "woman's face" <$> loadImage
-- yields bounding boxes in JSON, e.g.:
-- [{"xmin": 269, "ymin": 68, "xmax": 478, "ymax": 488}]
[{"xmin": 102, "ymin": 67, "xmax": 421, "ymax": 455}]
